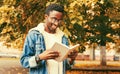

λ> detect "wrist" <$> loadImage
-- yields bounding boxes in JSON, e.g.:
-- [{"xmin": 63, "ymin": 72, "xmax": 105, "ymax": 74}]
[
  {"xmin": 68, "ymin": 58, "xmax": 75, "ymax": 65},
  {"xmin": 35, "ymin": 55, "xmax": 41, "ymax": 63}
]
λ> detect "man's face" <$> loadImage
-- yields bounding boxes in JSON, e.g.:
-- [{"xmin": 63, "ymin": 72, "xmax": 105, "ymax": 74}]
[{"xmin": 45, "ymin": 10, "xmax": 63, "ymax": 33}]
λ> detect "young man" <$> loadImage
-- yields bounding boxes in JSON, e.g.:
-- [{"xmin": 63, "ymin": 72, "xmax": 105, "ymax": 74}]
[{"xmin": 20, "ymin": 4, "xmax": 78, "ymax": 74}]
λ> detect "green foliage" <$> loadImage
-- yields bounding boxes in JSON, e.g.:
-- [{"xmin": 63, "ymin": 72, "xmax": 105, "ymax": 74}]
[
  {"xmin": 65, "ymin": 0, "xmax": 119, "ymax": 45},
  {"xmin": 61, "ymin": 0, "xmax": 119, "ymax": 52}
]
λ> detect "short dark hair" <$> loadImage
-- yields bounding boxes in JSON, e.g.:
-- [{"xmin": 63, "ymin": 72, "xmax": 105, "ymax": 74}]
[{"xmin": 45, "ymin": 4, "xmax": 64, "ymax": 15}]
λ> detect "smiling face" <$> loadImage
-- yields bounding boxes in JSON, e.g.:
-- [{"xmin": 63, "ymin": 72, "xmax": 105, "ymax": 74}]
[{"xmin": 44, "ymin": 10, "xmax": 63, "ymax": 34}]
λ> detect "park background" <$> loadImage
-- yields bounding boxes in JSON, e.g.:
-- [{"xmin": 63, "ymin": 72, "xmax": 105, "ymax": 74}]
[{"xmin": 0, "ymin": 0, "xmax": 120, "ymax": 74}]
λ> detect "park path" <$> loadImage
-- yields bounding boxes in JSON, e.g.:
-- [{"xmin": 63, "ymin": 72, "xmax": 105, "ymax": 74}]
[
  {"xmin": 0, "ymin": 41, "xmax": 21, "ymax": 58},
  {"xmin": 1, "ymin": 41, "xmax": 120, "ymax": 74},
  {"xmin": 0, "ymin": 58, "xmax": 28, "ymax": 74},
  {"xmin": 0, "ymin": 41, "xmax": 28, "ymax": 74}
]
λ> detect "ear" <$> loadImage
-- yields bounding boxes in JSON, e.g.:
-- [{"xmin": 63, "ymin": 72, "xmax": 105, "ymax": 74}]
[{"xmin": 44, "ymin": 14, "xmax": 48, "ymax": 19}]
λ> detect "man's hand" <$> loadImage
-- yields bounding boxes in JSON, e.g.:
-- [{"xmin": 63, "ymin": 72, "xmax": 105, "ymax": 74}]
[
  {"xmin": 38, "ymin": 50, "xmax": 59, "ymax": 60},
  {"xmin": 68, "ymin": 50, "xmax": 78, "ymax": 64}
]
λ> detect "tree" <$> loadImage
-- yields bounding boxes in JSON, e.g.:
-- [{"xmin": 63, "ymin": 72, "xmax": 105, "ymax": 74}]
[
  {"xmin": 85, "ymin": 0, "xmax": 119, "ymax": 66},
  {"xmin": 0, "ymin": 0, "xmax": 47, "ymax": 49},
  {"xmin": 64, "ymin": 0, "xmax": 120, "ymax": 66}
]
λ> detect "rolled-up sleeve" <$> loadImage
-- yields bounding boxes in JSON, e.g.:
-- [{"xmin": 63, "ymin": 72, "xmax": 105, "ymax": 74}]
[{"xmin": 20, "ymin": 31, "xmax": 44, "ymax": 68}]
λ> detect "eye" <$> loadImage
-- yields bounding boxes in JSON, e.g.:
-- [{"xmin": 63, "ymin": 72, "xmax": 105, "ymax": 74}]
[
  {"xmin": 51, "ymin": 17, "xmax": 62, "ymax": 23},
  {"xmin": 51, "ymin": 17, "xmax": 57, "ymax": 21}
]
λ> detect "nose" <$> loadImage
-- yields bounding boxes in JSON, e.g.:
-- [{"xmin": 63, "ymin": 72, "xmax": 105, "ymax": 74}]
[
  {"xmin": 52, "ymin": 23, "xmax": 61, "ymax": 30},
  {"xmin": 54, "ymin": 21, "xmax": 59, "ymax": 26},
  {"xmin": 53, "ymin": 21, "xmax": 59, "ymax": 27},
  {"xmin": 53, "ymin": 23, "xmax": 59, "ymax": 29}
]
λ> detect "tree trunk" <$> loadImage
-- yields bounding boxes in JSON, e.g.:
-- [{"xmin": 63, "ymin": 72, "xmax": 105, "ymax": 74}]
[
  {"xmin": 100, "ymin": 46, "xmax": 106, "ymax": 66},
  {"xmin": 90, "ymin": 43, "xmax": 95, "ymax": 60}
]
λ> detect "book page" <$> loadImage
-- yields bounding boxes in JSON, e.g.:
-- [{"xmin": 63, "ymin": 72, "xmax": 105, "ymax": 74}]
[
  {"xmin": 50, "ymin": 42, "xmax": 79, "ymax": 62},
  {"xmin": 68, "ymin": 44, "xmax": 80, "ymax": 54}
]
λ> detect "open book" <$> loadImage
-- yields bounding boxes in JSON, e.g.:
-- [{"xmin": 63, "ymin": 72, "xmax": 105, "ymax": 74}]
[{"xmin": 51, "ymin": 42, "xmax": 79, "ymax": 62}]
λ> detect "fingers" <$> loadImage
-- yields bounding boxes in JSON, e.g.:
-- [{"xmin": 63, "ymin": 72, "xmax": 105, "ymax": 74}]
[
  {"xmin": 45, "ymin": 50, "xmax": 59, "ymax": 59},
  {"xmin": 68, "ymin": 50, "xmax": 78, "ymax": 59},
  {"xmin": 49, "ymin": 51, "xmax": 59, "ymax": 58},
  {"xmin": 47, "ymin": 54, "xmax": 58, "ymax": 59},
  {"xmin": 69, "ymin": 50, "xmax": 78, "ymax": 56},
  {"xmin": 49, "ymin": 50, "xmax": 59, "ymax": 54}
]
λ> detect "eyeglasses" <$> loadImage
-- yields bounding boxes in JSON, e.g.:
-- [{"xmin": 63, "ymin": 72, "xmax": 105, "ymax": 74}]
[{"xmin": 50, "ymin": 17, "xmax": 63, "ymax": 24}]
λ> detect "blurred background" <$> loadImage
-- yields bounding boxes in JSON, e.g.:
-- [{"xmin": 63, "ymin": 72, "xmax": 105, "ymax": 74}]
[{"xmin": 0, "ymin": 0, "xmax": 120, "ymax": 74}]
